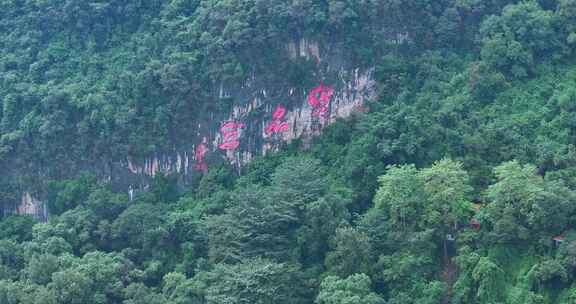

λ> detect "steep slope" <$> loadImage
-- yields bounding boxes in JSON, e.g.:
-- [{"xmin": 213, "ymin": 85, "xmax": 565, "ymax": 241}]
[
  {"xmin": 2, "ymin": 1, "xmax": 576, "ymax": 303},
  {"xmin": 0, "ymin": 1, "xmax": 384, "ymax": 217}
]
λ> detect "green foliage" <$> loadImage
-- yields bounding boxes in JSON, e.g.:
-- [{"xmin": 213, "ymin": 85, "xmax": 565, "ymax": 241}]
[
  {"xmin": 325, "ymin": 227, "xmax": 372, "ymax": 277},
  {"xmin": 203, "ymin": 258, "xmax": 307, "ymax": 304},
  {"xmin": 46, "ymin": 173, "xmax": 97, "ymax": 215},
  {"xmin": 202, "ymin": 184, "xmax": 299, "ymax": 263},
  {"xmin": 0, "ymin": 215, "xmax": 35, "ymax": 242},
  {"xmin": 112, "ymin": 203, "xmax": 167, "ymax": 253},
  {"xmin": 480, "ymin": 1, "xmax": 562, "ymax": 78},
  {"xmin": 373, "ymin": 164, "xmax": 425, "ymax": 230},
  {"xmin": 123, "ymin": 283, "xmax": 167, "ymax": 304},
  {"xmin": 484, "ymin": 161, "xmax": 575, "ymax": 243},
  {"xmin": 420, "ymin": 159, "xmax": 472, "ymax": 232},
  {"xmin": 373, "ymin": 159, "xmax": 472, "ymax": 235},
  {"xmin": 472, "ymin": 257, "xmax": 505, "ymax": 303},
  {"xmin": 2, "ymin": 0, "xmax": 576, "ymax": 303},
  {"xmin": 297, "ymin": 195, "xmax": 351, "ymax": 267},
  {"xmin": 316, "ymin": 274, "xmax": 384, "ymax": 304},
  {"xmin": 149, "ymin": 174, "xmax": 180, "ymax": 204}
]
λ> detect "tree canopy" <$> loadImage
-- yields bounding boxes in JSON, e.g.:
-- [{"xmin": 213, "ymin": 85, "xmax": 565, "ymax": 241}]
[{"xmin": 2, "ymin": 0, "xmax": 576, "ymax": 303}]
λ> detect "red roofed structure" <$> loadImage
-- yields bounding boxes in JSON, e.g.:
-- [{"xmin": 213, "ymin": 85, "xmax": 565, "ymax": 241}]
[
  {"xmin": 553, "ymin": 235, "xmax": 565, "ymax": 247},
  {"xmin": 469, "ymin": 219, "xmax": 480, "ymax": 230}
]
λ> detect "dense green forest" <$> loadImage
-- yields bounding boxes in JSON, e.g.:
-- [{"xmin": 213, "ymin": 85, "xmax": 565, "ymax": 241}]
[{"xmin": 3, "ymin": 0, "xmax": 576, "ymax": 303}]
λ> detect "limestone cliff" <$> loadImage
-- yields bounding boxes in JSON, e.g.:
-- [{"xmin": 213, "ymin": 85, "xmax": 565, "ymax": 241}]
[{"xmin": 11, "ymin": 38, "xmax": 376, "ymax": 218}]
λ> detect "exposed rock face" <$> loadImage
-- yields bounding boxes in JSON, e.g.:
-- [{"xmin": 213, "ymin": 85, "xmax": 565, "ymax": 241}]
[
  {"xmin": 2, "ymin": 191, "xmax": 47, "ymax": 220},
  {"xmin": 12, "ymin": 38, "xmax": 377, "ymax": 219},
  {"xmin": 18, "ymin": 192, "xmax": 46, "ymax": 220},
  {"xmin": 287, "ymin": 38, "xmax": 321, "ymax": 62},
  {"xmin": 116, "ymin": 68, "xmax": 375, "ymax": 178}
]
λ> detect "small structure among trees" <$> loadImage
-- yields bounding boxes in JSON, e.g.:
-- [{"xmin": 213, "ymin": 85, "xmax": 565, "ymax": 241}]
[{"xmin": 552, "ymin": 235, "xmax": 565, "ymax": 247}]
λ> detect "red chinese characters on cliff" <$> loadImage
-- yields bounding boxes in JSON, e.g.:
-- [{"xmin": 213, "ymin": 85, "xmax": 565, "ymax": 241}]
[
  {"xmin": 194, "ymin": 140, "xmax": 208, "ymax": 173},
  {"xmin": 307, "ymin": 84, "xmax": 334, "ymax": 117},
  {"xmin": 265, "ymin": 105, "xmax": 289, "ymax": 135},
  {"xmin": 218, "ymin": 121, "xmax": 244, "ymax": 151}
]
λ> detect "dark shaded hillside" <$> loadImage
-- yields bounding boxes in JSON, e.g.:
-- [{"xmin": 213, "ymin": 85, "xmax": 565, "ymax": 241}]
[{"xmin": 0, "ymin": 0, "xmax": 525, "ymax": 208}]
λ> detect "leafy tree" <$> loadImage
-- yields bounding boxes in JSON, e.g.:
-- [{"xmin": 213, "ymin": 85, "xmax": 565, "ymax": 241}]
[
  {"xmin": 74, "ymin": 251, "xmax": 134, "ymax": 302},
  {"xmin": 471, "ymin": 257, "xmax": 505, "ymax": 304},
  {"xmin": 297, "ymin": 195, "xmax": 351, "ymax": 266},
  {"xmin": 531, "ymin": 259, "xmax": 569, "ymax": 285},
  {"xmin": 161, "ymin": 272, "xmax": 203, "ymax": 304},
  {"xmin": 195, "ymin": 165, "xmax": 236, "ymax": 200},
  {"xmin": 316, "ymin": 274, "xmax": 384, "ymax": 304},
  {"xmin": 24, "ymin": 254, "xmax": 62, "ymax": 285},
  {"xmin": 452, "ymin": 246, "xmax": 481, "ymax": 304},
  {"xmin": 0, "ymin": 280, "xmax": 23, "ymax": 304},
  {"xmin": 46, "ymin": 174, "xmax": 97, "ymax": 215},
  {"xmin": 325, "ymin": 227, "xmax": 373, "ymax": 278},
  {"xmin": 557, "ymin": 0, "xmax": 576, "ymax": 46},
  {"xmin": 0, "ymin": 215, "xmax": 35, "ymax": 242},
  {"xmin": 203, "ymin": 259, "xmax": 307, "ymax": 304},
  {"xmin": 49, "ymin": 269, "xmax": 94, "ymax": 304},
  {"xmin": 0, "ymin": 239, "xmax": 24, "ymax": 280},
  {"xmin": 270, "ymin": 156, "xmax": 328, "ymax": 204},
  {"xmin": 203, "ymin": 185, "xmax": 299, "ymax": 263},
  {"xmin": 112, "ymin": 203, "xmax": 168, "ymax": 254},
  {"xmin": 480, "ymin": 1, "xmax": 562, "ymax": 77},
  {"xmin": 124, "ymin": 283, "xmax": 168, "ymax": 304},
  {"xmin": 484, "ymin": 161, "xmax": 576, "ymax": 243},
  {"xmin": 420, "ymin": 159, "xmax": 472, "ymax": 231},
  {"xmin": 150, "ymin": 173, "xmax": 180, "ymax": 204},
  {"xmin": 83, "ymin": 188, "xmax": 128, "ymax": 221},
  {"xmin": 373, "ymin": 164, "xmax": 425, "ymax": 231}
]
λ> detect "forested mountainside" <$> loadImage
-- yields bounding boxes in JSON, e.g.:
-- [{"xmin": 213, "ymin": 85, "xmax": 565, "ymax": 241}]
[
  {"xmin": 0, "ymin": 0, "xmax": 382, "ymax": 217},
  {"xmin": 2, "ymin": 0, "xmax": 576, "ymax": 303}
]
